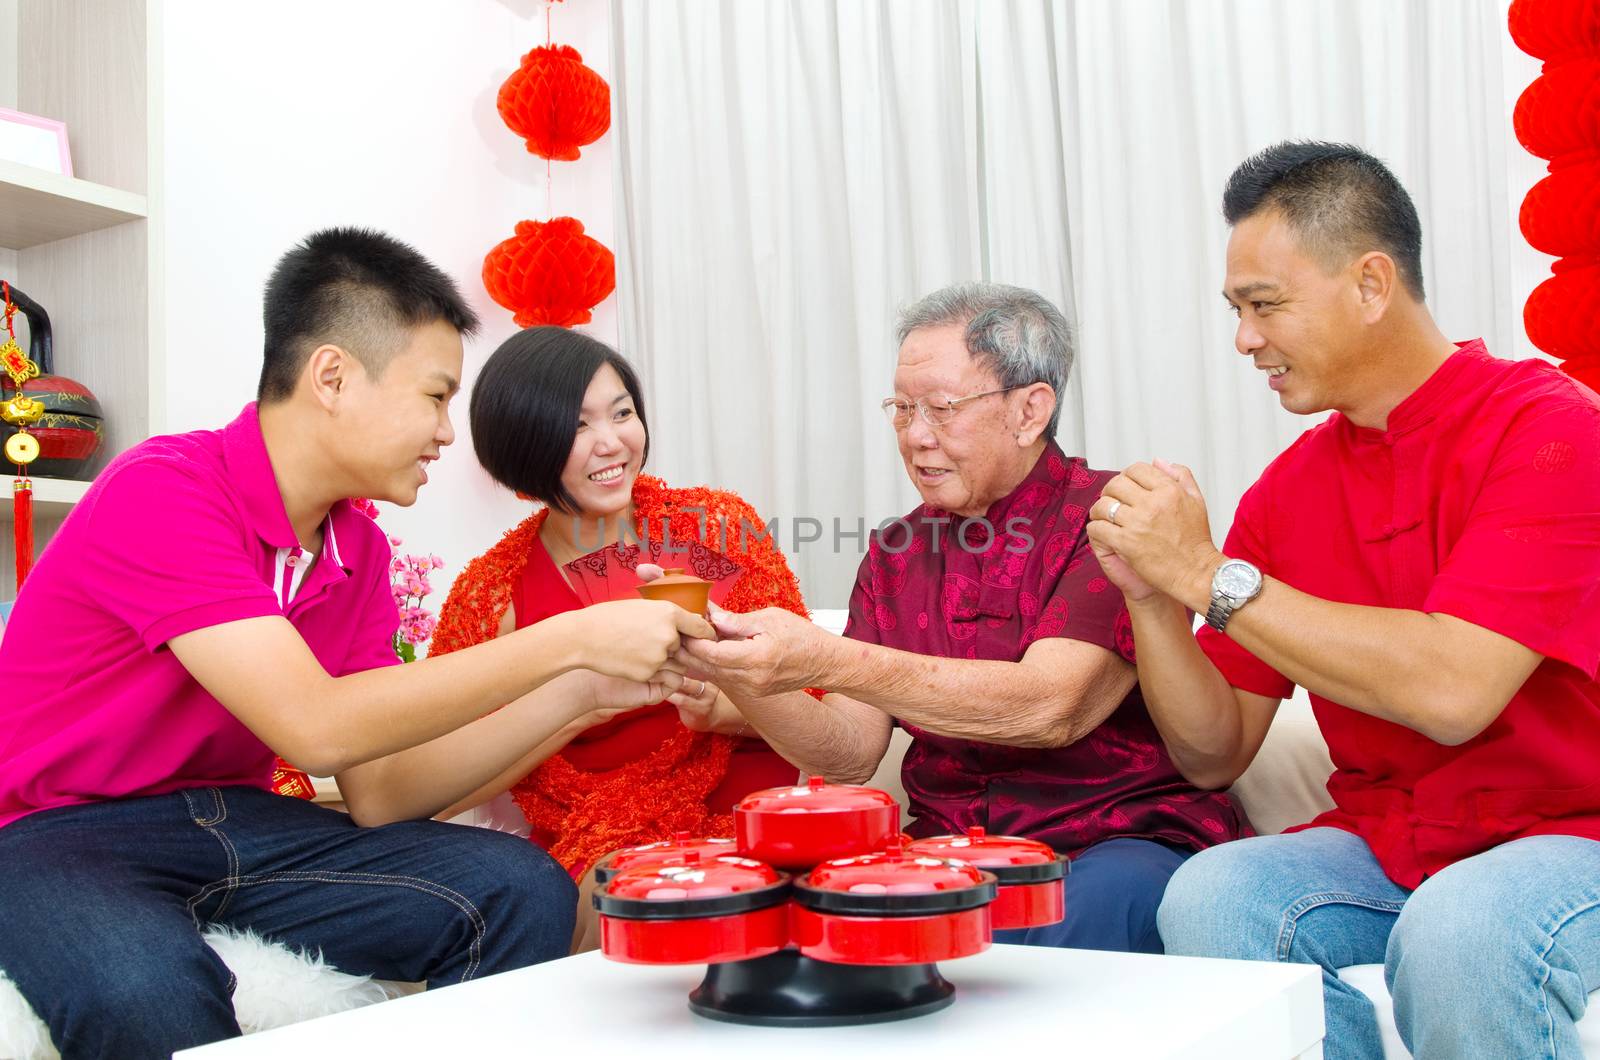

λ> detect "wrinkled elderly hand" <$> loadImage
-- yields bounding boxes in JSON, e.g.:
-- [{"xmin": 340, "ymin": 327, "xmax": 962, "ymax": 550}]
[
  {"xmin": 1085, "ymin": 459, "xmax": 1222, "ymax": 604},
  {"xmin": 677, "ymin": 604, "xmax": 827, "ymax": 700}
]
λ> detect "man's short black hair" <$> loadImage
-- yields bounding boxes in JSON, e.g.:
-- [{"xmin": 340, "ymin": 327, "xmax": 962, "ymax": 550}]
[
  {"xmin": 1222, "ymin": 141, "xmax": 1426, "ymax": 301},
  {"xmin": 470, "ymin": 327, "xmax": 650, "ymax": 514},
  {"xmin": 258, "ymin": 227, "xmax": 480, "ymax": 403}
]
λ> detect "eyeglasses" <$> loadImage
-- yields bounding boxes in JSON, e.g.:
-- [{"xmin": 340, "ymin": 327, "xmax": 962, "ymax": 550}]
[{"xmin": 880, "ymin": 386, "xmax": 1022, "ymax": 429}]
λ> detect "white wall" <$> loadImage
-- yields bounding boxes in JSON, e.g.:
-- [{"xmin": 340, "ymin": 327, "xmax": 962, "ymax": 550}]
[{"xmin": 159, "ymin": 0, "xmax": 617, "ymax": 626}]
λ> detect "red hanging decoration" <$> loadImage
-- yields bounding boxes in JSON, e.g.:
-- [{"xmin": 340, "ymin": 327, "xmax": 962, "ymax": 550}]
[
  {"xmin": 1518, "ymin": 160, "xmax": 1600, "ymax": 258},
  {"xmin": 12, "ymin": 476, "xmax": 31, "ymax": 587},
  {"xmin": 498, "ymin": 44, "xmax": 612, "ymax": 162},
  {"xmin": 484, "ymin": 5, "xmax": 616, "ymax": 328},
  {"xmin": 1512, "ymin": 59, "xmax": 1600, "ymax": 163},
  {"xmin": 2, "ymin": 281, "xmax": 42, "ymax": 590},
  {"xmin": 482, "ymin": 217, "xmax": 616, "ymax": 327},
  {"xmin": 1510, "ymin": 0, "xmax": 1600, "ymax": 393},
  {"xmin": 1510, "ymin": 0, "xmax": 1600, "ymax": 67},
  {"xmin": 1524, "ymin": 262, "xmax": 1600, "ymax": 359}
]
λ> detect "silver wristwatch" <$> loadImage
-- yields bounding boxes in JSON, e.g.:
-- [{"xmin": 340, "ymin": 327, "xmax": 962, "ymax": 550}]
[{"xmin": 1205, "ymin": 558, "xmax": 1263, "ymax": 632}]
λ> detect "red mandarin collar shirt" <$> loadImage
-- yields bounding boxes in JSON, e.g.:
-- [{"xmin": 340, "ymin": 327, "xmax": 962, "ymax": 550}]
[
  {"xmin": 1199, "ymin": 341, "xmax": 1600, "ymax": 887},
  {"xmin": 845, "ymin": 441, "xmax": 1249, "ymax": 857}
]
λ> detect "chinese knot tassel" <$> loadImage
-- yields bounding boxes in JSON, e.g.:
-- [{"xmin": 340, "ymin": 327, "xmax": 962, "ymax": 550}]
[{"xmin": 13, "ymin": 476, "xmax": 32, "ymax": 588}]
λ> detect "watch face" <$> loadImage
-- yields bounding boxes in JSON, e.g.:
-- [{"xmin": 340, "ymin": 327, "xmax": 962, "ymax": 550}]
[{"xmin": 1216, "ymin": 560, "xmax": 1261, "ymax": 598}]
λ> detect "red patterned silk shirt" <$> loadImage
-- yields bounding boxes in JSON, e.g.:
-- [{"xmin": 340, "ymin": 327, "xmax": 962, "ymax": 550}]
[{"xmin": 844, "ymin": 441, "xmax": 1250, "ymax": 857}]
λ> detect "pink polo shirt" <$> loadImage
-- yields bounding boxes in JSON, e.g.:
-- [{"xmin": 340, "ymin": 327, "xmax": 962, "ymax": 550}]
[{"xmin": 0, "ymin": 403, "xmax": 400, "ymax": 828}]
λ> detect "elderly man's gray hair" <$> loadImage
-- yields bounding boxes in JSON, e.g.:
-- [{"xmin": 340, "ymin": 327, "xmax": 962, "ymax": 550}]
[{"xmin": 895, "ymin": 283, "xmax": 1073, "ymax": 435}]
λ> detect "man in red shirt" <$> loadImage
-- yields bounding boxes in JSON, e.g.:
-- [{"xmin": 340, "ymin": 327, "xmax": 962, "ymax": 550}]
[{"xmin": 1088, "ymin": 141, "xmax": 1600, "ymax": 1059}]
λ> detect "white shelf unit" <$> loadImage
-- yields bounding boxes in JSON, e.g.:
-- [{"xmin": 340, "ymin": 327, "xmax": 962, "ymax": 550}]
[
  {"xmin": 0, "ymin": 0, "xmax": 162, "ymax": 598},
  {"xmin": 0, "ymin": 157, "xmax": 147, "ymax": 248}
]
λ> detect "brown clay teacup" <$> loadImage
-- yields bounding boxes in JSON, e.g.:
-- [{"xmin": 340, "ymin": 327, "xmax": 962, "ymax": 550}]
[{"xmin": 636, "ymin": 567, "xmax": 712, "ymax": 615}]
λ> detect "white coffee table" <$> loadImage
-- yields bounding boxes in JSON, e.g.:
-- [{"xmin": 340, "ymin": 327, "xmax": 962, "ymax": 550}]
[{"xmin": 177, "ymin": 944, "xmax": 1322, "ymax": 1058}]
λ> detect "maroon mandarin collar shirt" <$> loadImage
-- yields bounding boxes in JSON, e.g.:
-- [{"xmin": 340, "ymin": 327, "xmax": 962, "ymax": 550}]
[{"xmin": 844, "ymin": 440, "xmax": 1249, "ymax": 857}]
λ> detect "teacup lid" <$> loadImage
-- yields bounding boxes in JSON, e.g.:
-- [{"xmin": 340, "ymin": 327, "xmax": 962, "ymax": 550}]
[
  {"xmin": 595, "ymin": 852, "xmax": 790, "ymax": 920},
  {"xmin": 595, "ymin": 832, "xmax": 738, "ymax": 883},
  {"xmin": 648, "ymin": 567, "xmax": 710, "ymax": 587},
  {"xmin": 736, "ymin": 775, "xmax": 899, "ymax": 816},
  {"xmin": 906, "ymin": 826, "xmax": 1066, "ymax": 884},
  {"xmin": 793, "ymin": 840, "xmax": 996, "ymax": 916}
]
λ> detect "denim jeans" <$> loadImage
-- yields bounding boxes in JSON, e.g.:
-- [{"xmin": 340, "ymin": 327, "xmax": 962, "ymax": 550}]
[
  {"xmin": 0, "ymin": 786, "xmax": 577, "ymax": 1060},
  {"xmin": 1157, "ymin": 827, "xmax": 1600, "ymax": 1059},
  {"xmin": 993, "ymin": 836, "xmax": 1191, "ymax": 953}
]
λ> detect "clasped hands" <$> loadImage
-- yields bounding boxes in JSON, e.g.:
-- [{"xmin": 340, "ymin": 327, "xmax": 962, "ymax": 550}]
[{"xmin": 1084, "ymin": 459, "xmax": 1225, "ymax": 611}]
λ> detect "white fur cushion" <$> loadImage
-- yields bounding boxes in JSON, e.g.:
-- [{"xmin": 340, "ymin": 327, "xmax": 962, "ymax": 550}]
[{"xmin": 0, "ymin": 925, "xmax": 412, "ymax": 1060}]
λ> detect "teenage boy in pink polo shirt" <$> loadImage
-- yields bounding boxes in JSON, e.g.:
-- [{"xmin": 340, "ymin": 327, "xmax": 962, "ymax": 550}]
[{"xmin": 0, "ymin": 228, "xmax": 712, "ymax": 1060}]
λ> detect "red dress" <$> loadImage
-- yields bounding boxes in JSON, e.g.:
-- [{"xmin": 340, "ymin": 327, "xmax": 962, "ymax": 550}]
[{"xmin": 430, "ymin": 476, "xmax": 808, "ymax": 877}]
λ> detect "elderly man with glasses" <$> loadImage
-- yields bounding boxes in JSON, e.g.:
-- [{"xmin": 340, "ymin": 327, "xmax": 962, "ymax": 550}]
[{"xmin": 681, "ymin": 283, "xmax": 1248, "ymax": 954}]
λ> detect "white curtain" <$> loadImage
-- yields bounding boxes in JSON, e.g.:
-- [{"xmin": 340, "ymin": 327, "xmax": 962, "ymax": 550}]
[
  {"xmin": 611, "ymin": 1, "xmax": 988, "ymax": 604},
  {"xmin": 612, "ymin": 0, "xmax": 1525, "ymax": 606}
]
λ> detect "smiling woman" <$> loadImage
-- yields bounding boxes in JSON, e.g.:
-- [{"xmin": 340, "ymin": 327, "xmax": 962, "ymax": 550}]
[{"xmin": 430, "ymin": 327, "xmax": 818, "ymax": 952}]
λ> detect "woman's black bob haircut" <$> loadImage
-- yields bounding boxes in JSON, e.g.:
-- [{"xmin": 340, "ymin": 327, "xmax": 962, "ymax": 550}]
[{"xmin": 470, "ymin": 327, "xmax": 650, "ymax": 514}]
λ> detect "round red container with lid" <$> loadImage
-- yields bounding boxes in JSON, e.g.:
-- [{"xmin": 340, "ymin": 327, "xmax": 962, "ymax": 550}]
[
  {"xmin": 734, "ymin": 776, "xmax": 900, "ymax": 869},
  {"xmin": 791, "ymin": 847, "xmax": 997, "ymax": 965},
  {"xmin": 595, "ymin": 853, "xmax": 791, "ymax": 965},
  {"xmin": 906, "ymin": 827, "xmax": 1066, "ymax": 931},
  {"xmin": 593, "ymin": 832, "xmax": 738, "ymax": 885}
]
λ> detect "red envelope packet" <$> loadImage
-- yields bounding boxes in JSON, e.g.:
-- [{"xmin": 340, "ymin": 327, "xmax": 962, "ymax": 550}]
[{"xmin": 563, "ymin": 538, "xmax": 744, "ymax": 607}]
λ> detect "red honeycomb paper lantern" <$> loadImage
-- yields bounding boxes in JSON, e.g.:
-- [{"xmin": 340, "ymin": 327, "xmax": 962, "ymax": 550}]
[
  {"xmin": 1525, "ymin": 264, "xmax": 1600, "ymax": 361},
  {"xmin": 1512, "ymin": 59, "xmax": 1600, "ymax": 164},
  {"xmin": 498, "ymin": 44, "xmax": 611, "ymax": 161},
  {"xmin": 1510, "ymin": 0, "xmax": 1600, "ymax": 66},
  {"xmin": 482, "ymin": 216, "xmax": 615, "ymax": 327},
  {"xmin": 1519, "ymin": 161, "xmax": 1600, "ymax": 258},
  {"xmin": 1510, "ymin": 0, "xmax": 1600, "ymax": 392}
]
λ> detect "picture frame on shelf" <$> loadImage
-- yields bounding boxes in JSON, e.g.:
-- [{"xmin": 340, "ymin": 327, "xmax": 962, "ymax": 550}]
[{"xmin": 0, "ymin": 107, "xmax": 73, "ymax": 177}]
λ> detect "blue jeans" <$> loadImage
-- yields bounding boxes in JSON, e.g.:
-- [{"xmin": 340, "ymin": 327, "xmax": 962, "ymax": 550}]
[
  {"xmin": 994, "ymin": 836, "xmax": 1190, "ymax": 953},
  {"xmin": 1157, "ymin": 827, "xmax": 1600, "ymax": 1059},
  {"xmin": 0, "ymin": 786, "xmax": 577, "ymax": 1060}
]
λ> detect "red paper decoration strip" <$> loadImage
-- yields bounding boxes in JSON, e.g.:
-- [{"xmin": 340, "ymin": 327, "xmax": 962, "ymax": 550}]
[
  {"xmin": 498, "ymin": 44, "xmax": 612, "ymax": 161},
  {"xmin": 483, "ymin": 217, "xmax": 616, "ymax": 328},
  {"xmin": 1510, "ymin": 0, "xmax": 1600, "ymax": 393}
]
